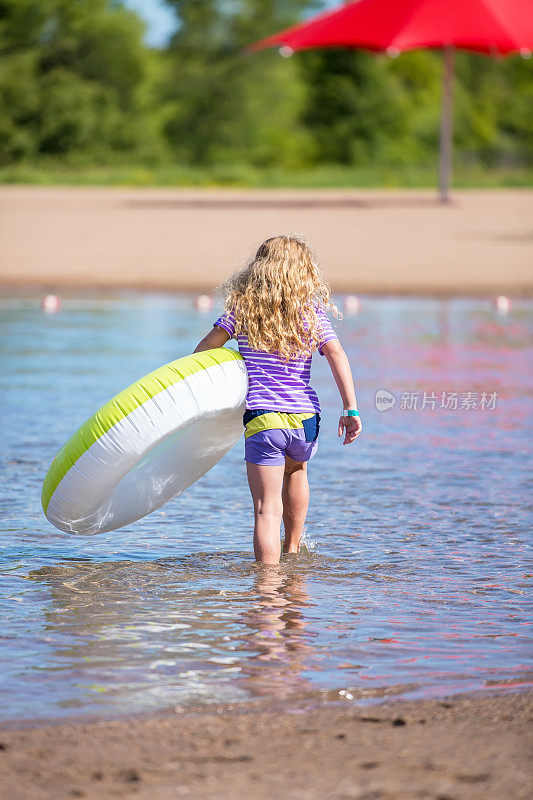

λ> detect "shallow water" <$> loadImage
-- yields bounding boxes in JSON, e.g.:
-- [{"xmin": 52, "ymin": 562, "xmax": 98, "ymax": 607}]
[{"xmin": 1, "ymin": 294, "xmax": 531, "ymax": 721}]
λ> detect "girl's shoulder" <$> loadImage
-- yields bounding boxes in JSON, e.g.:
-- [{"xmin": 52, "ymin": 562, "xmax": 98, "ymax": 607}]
[{"xmin": 214, "ymin": 307, "xmax": 237, "ymax": 337}]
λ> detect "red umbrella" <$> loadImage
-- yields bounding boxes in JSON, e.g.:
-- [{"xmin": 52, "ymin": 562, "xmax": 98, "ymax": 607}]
[{"xmin": 253, "ymin": 0, "xmax": 533, "ymax": 201}]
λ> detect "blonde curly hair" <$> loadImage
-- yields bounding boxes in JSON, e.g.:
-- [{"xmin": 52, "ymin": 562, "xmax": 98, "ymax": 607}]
[{"xmin": 220, "ymin": 235, "xmax": 341, "ymax": 360}]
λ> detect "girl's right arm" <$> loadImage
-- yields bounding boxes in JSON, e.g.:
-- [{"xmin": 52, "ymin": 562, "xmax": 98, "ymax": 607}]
[
  {"xmin": 193, "ymin": 326, "xmax": 229, "ymax": 353},
  {"xmin": 321, "ymin": 339, "xmax": 362, "ymax": 445}
]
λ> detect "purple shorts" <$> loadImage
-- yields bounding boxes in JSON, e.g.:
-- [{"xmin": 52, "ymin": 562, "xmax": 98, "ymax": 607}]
[{"xmin": 245, "ymin": 427, "xmax": 318, "ymax": 466}]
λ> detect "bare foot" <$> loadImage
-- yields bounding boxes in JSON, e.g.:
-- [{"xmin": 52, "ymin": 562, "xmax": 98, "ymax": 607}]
[{"xmin": 282, "ymin": 544, "xmax": 299, "ymax": 555}]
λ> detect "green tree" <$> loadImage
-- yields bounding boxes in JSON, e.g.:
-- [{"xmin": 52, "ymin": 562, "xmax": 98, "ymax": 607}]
[
  {"xmin": 163, "ymin": 0, "xmax": 317, "ymax": 168},
  {"xmin": 298, "ymin": 41, "xmax": 532, "ymax": 170},
  {"xmin": 0, "ymin": 0, "xmax": 530, "ymax": 178},
  {"xmin": 299, "ymin": 48, "xmax": 412, "ymax": 165},
  {"xmin": 0, "ymin": 0, "xmax": 166, "ymax": 164},
  {"xmin": 453, "ymin": 52, "xmax": 533, "ymax": 168}
]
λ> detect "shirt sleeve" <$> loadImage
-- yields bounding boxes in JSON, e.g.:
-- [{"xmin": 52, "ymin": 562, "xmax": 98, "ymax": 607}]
[
  {"xmin": 214, "ymin": 308, "xmax": 236, "ymax": 338},
  {"xmin": 316, "ymin": 307, "xmax": 339, "ymax": 355}
]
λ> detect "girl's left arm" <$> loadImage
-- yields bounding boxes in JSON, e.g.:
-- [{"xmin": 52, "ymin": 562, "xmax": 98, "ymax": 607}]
[{"xmin": 194, "ymin": 326, "xmax": 230, "ymax": 353}]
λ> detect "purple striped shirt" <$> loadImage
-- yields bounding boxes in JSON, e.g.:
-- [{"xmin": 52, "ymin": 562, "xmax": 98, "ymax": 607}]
[{"xmin": 214, "ymin": 308, "xmax": 338, "ymax": 413}]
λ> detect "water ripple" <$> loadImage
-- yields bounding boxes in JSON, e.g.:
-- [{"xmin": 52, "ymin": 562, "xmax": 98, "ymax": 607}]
[{"xmin": 0, "ymin": 294, "xmax": 531, "ymax": 720}]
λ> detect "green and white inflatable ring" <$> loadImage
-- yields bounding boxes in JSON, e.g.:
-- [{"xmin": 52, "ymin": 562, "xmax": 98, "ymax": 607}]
[{"xmin": 42, "ymin": 348, "xmax": 248, "ymax": 535}]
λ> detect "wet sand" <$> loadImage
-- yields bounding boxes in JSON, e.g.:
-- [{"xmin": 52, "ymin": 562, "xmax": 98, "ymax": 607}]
[
  {"xmin": 1, "ymin": 692, "xmax": 530, "ymax": 799},
  {"xmin": 1, "ymin": 187, "xmax": 532, "ymax": 295}
]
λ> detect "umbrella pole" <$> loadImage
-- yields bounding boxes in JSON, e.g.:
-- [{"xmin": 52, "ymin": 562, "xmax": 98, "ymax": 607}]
[{"xmin": 438, "ymin": 46, "xmax": 454, "ymax": 203}]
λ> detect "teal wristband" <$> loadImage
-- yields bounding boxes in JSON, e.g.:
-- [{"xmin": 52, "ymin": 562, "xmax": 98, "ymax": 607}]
[{"xmin": 342, "ymin": 409, "xmax": 359, "ymax": 417}]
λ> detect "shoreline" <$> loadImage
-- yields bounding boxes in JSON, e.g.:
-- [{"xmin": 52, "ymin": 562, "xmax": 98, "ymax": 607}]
[
  {"xmin": 1, "ymin": 187, "xmax": 532, "ymax": 296},
  {"xmin": 1, "ymin": 691, "xmax": 530, "ymax": 799},
  {"xmin": 2, "ymin": 282, "xmax": 532, "ymax": 299},
  {"xmin": 1, "ymin": 684, "xmax": 529, "ymax": 732}
]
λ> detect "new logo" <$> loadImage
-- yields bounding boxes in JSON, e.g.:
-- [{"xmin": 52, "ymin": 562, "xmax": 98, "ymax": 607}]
[{"xmin": 375, "ymin": 389, "xmax": 396, "ymax": 411}]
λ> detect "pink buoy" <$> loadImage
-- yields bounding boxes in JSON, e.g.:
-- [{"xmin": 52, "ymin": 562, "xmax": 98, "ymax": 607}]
[
  {"xmin": 194, "ymin": 294, "xmax": 214, "ymax": 312},
  {"xmin": 42, "ymin": 294, "xmax": 61, "ymax": 314},
  {"xmin": 343, "ymin": 295, "xmax": 361, "ymax": 315},
  {"xmin": 494, "ymin": 295, "xmax": 510, "ymax": 314}
]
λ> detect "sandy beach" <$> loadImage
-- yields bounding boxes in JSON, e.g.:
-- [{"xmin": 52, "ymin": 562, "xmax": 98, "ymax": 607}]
[
  {"xmin": 1, "ymin": 187, "xmax": 532, "ymax": 295},
  {"xmin": 1, "ymin": 692, "xmax": 530, "ymax": 799}
]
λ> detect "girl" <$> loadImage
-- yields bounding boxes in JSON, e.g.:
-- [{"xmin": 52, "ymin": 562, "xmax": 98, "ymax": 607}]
[{"xmin": 194, "ymin": 235, "xmax": 361, "ymax": 564}]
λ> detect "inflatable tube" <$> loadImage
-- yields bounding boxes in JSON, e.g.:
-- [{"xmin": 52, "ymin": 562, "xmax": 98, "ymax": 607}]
[{"xmin": 42, "ymin": 348, "xmax": 248, "ymax": 535}]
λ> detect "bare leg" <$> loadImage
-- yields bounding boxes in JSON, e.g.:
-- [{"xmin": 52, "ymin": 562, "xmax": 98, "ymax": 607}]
[
  {"xmin": 282, "ymin": 456, "xmax": 309, "ymax": 554},
  {"xmin": 246, "ymin": 462, "xmax": 285, "ymax": 564}
]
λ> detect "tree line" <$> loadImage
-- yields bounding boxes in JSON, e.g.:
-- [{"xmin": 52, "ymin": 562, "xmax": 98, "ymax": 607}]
[{"xmin": 1, "ymin": 0, "xmax": 531, "ymax": 176}]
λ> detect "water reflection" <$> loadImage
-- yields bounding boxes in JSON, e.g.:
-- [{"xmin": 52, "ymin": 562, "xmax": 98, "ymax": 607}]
[
  {"xmin": 27, "ymin": 557, "xmax": 250, "ymax": 711},
  {"xmin": 25, "ymin": 557, "xmax": 322, "ymax": 713},
  {"xmin": 239, "ymin": 566, "xmax": 313, "ymax": 700}
]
